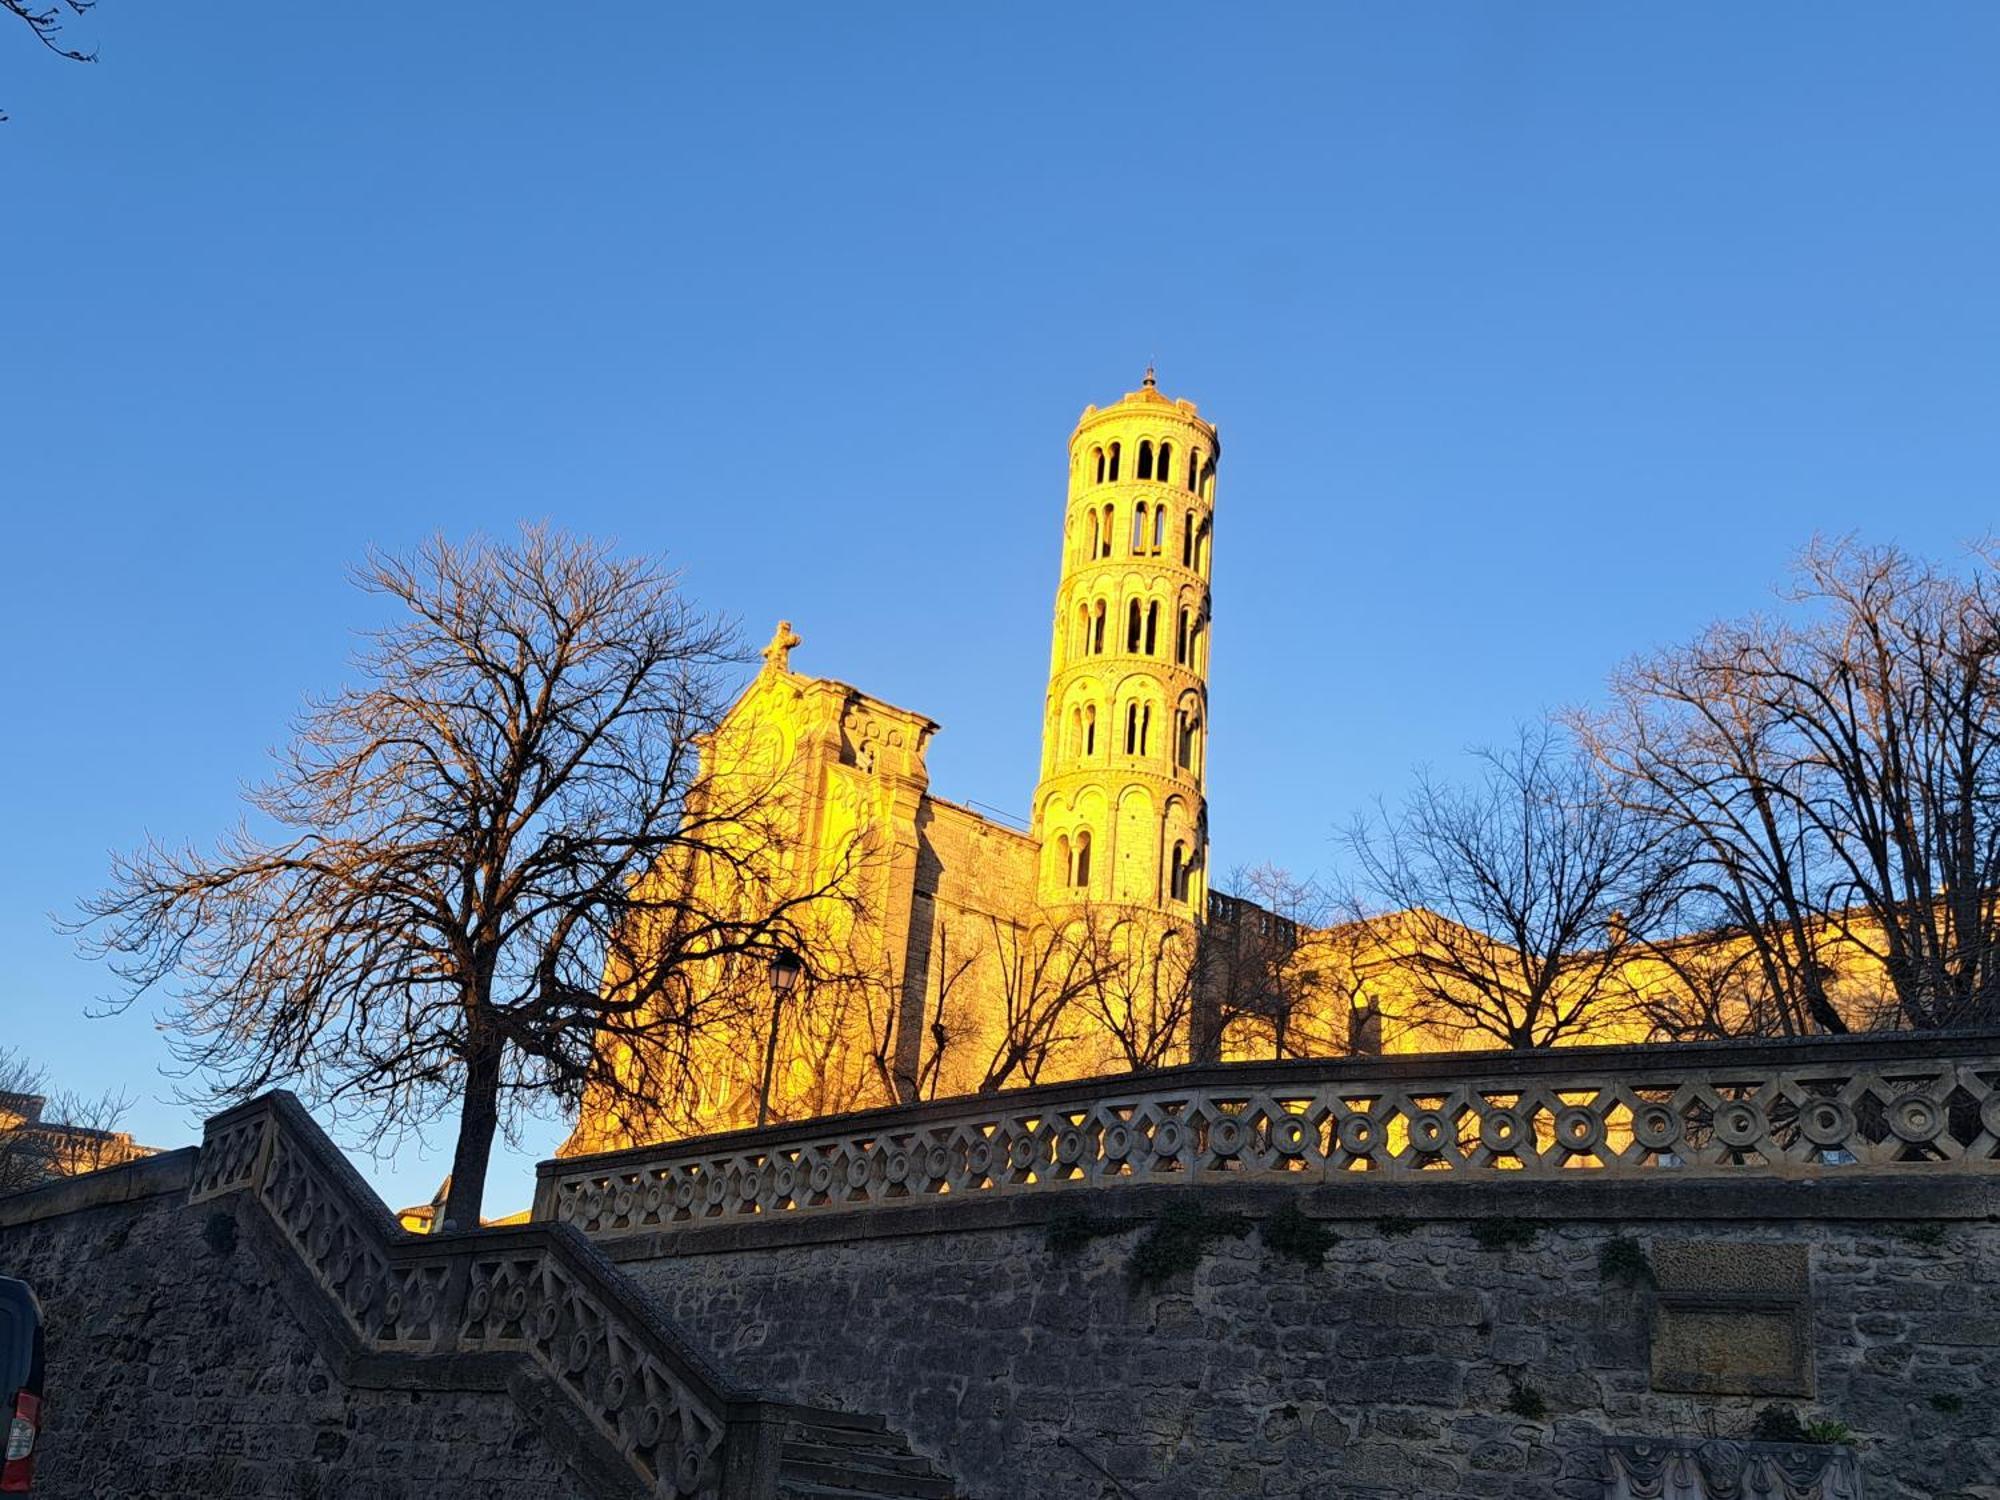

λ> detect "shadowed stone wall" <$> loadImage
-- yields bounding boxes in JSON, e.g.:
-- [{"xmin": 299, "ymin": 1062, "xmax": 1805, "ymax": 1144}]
[
  {"xmin": 608, "ymin": 1180, "xmax": 2000, "ymax": 1500},
  {"xmin": 0, "ymin": 1153, "xmax": 608, "ymax": 1500}
]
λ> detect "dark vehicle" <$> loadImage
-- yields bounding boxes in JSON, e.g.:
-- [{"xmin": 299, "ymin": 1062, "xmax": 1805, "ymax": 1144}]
[{"xmin": 0, "ymin": 1278, "xmax": 42, "ymax": 1493}]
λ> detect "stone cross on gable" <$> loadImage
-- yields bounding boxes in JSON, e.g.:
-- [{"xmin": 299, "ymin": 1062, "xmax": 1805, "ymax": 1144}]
[{"xmin": 762, "ymin": 619, "xmax": 803, "ymax": 673}]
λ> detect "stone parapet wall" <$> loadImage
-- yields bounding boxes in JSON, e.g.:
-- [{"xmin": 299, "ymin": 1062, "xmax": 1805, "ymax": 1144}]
[
  {"xmin": 0, "ymin": 1154, "xmax": 601, "ymax": 1499},
  {"xmin": 539, "ymin": 1029, "xmax": 2000, "ymax": 1240},
  {"xmin": 615, "ymin": 1176, "xmax": 2000, "ymax": 1500}
]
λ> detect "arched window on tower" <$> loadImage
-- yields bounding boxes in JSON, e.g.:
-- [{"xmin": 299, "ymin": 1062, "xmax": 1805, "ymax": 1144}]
[
  {"xmin": 1196, "ymin": 518, "xmax": 1211, "ymax": 578},
  {"xmin": 1126, "ymin": 598, "xmax": 1143, "ymax": 653},
  {"xmin": 1144, "ymin": 600, "xmax": 1160, "ymax": 656},
  {"xmin": 1182, "ymin": 511, "xmax": 1195, "ymax": 567},
  {"xmin": 1201, "ymin": 458, "xmax": 1214, "ymax": 500},
  {"xmin": 1137, "ymin": 441, "xmax": 1154, "ymax": 481},
  {"xmin": 1072, "ymin": 830, "xmax": 1092, "ymax": 888},
  {"xmin": 1107, "ymin": 442, "xmax": 1121, "ymax": 482},
  {"xmin": 1191, "ymin": 618, "xmax": 1206, "ymax": 672},
  {"xmin": 1170, "ymin": 842, "xmax": 1190, "ymax": 902},
  {"xmin": 1131, "ymin": 503, "xmax": 1147, "ymax": 554},
  {"xmin": 1187, "ymin": 449, "xmax": 1201, "ymax": 491},
  {"xmin": 1067, "ymin": 706, "xmax": 1082, "ymax": 757},
  {"xmin": 1175, "ymin": 607, "xmax": 1190, "ymax": 666},
  {"xmin": 1099, "ymin": 504, "xmax": 1114, "ymax": 558},
  {"xmin": 1091, "ymin": 599, "xmax": 1107, "ymax": 654},
  {"xmin": 1126, "ymin": 702, "xmax": 1151, "ymax": 756},
  {"xmin": 1092, "ymin": 446, "xmax": 1105, "ymax": 485},
  {"xmin": 1082, "ymin": 702, "xmax": 1097, "ymax": 755},
  {"xmin": 1086, "ymin": 508, "xmax": 1100, "ymax": 561},
  {"xmin": 1151, "ymin": 504, "xmax": 1166, "ymax": 555},
  {"xmin": 1177, "ymin": 709, "xmax": 1201, "ymax": 771},
  {"xmin": 1053, "ymin": 834, "xmax": 1071, "ymax": 888},
  {"xmin": 1158, "ymin": 442, "xmax": 1173, "ymax": 485}
]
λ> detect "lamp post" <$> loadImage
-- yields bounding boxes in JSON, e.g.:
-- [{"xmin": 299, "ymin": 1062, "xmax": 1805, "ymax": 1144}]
[{"xmin": 757, "ymin": 950, "xmax": 804, "ymax": 1128}]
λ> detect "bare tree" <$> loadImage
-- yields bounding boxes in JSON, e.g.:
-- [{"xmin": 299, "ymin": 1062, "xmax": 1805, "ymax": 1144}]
[
  {"xmin": 1344, "ymin": 725, "xmax": 1685, "ymax": 1050},
  {"xmin": 1582, "ymin": 540, "xmax": 2000, "ymax": 1033},
  {"xmin": 1194, "ymin": 866, "xmax": 1339, "ymax": 1062},
  {"xmin": 0, "ymin": 1048, "xmax": 135, "ymax": 1194},
  {"xmin": 77, "ymin": 527, "xmax": 843, "ymax": 1228},
  {"xmin": 976, "ymin": 911, "xmax": 1123, "ymax": 1092},
  {"xmin": 3, "ymin": 0, "xmax": 95, "ymax": 120}
]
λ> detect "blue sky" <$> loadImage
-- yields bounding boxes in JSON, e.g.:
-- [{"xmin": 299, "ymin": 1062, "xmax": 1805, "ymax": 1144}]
[{"xmin": 4, "ymin": 5, "xmax": 1997, "ymax": 1213}]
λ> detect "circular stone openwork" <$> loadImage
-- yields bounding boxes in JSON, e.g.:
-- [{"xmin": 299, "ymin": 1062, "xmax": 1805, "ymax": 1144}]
[
  {"xmin": 1555, "ymin": 1106, "xmax": 1604, "ymax": 1152},
  {"xmin": 1152, "ymin": 1120, "xmax": 1186, "ymax": 1159},
  {"xmin": 1712, "ymin": 1102, "xmax": 1765, "ymax": 1149},
  {"xmin": 1478, "ymin": 1109, "xmax": 1527, "ymax": 1154},
  {"xmin": 1800, "ymin": 1098, "xmax": 1855, "ymax": 1148},
  {"xmin": 1888, "ymin": 1093, "xmax": 1945, "ymax": 1144},
  {"xmin": 1271, "ymin": 1115, "xmax": 1311, "ymax": 1156},
  {"xmin": 1632, "ymin": 1103, "xmax": 1681, "ymax": 1151},
  {"xmin": 1209, "ymin": 1117, "xmax": 1246, "ymax": 1157},
  {"xmin": 1335, "ymin": 1113, "xmax": 1380, "ymax": 1156},
  {"xmin": 1102, "ymin": 1123, "xmax": 1134, "ymax": 1161},
  {"xmin": 1407, "ymin": 1110, "xmax": 1449, "ymax": 1155}
]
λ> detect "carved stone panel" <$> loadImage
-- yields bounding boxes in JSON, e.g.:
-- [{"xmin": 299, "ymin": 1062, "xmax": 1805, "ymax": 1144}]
[{"xmin": 1649, "ymin": 1240, "xmax": 1813, "ymax": 1396}]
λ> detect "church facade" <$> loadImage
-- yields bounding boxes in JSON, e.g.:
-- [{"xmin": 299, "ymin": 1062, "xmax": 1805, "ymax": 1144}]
[
  {"xmin": 567, "ymin": 374, "xmax": 1251, "ymax": 1151},
  {"xmin": 565, "ymin": 373, "xmax": 1899, "ymax": 1155}
]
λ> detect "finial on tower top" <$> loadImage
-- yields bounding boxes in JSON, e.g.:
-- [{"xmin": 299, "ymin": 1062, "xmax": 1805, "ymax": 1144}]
[
  {"xmin": 1142, "ymin": 364, "xmax": 1157, "ymax": 389},
  {"xmin": 762, "ymin": 619, "xmax": 802, "ymax": 673}
]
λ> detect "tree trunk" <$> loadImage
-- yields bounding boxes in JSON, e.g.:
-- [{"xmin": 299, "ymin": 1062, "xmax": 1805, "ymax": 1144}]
[{"xmin": 443, "ymin": 1017, "xmax": 503, "ymax": 1231}]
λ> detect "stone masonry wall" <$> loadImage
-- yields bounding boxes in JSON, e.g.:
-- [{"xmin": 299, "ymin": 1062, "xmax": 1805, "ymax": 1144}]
[
  {"xmin": 619, "ymin": 1188, "xmax": 2000, "ymax": 1500},
  {"xmin": 0, "ymin": 1158, "xmax": 598, "ymax": 1500}
]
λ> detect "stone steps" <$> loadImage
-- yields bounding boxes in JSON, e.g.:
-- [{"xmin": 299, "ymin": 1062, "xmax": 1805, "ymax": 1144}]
[{"xmin": 777, "ymin": 1413, "xmax": 960, "ymax": 1500}]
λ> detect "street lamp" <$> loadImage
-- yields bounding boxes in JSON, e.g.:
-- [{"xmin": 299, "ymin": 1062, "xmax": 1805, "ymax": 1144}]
[{"xmin": 757, "ymin": 950, "xmax": 804, "ymax": 1128}]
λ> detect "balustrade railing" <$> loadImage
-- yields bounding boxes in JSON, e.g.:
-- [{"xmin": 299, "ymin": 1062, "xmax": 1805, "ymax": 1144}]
[
  {"xmin": 537, "ymin": 1030, "xmax": 2000, "ymax": 1239},
  {"xmin": 193, "ymin": 1092, "xmax": 736, "ymax": 1499}
]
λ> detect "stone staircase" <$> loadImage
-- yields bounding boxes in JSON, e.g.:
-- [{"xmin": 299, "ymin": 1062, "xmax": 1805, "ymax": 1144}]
[{"xmin": 776, "ymin": 1409, "xmax": 961, "ymax": 1499}]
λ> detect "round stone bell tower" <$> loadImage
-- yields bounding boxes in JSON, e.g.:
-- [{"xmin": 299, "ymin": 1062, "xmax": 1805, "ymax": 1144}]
[{"xmin": 1031, "ymin": 369, "xmax": 1218, "ymax": 918}]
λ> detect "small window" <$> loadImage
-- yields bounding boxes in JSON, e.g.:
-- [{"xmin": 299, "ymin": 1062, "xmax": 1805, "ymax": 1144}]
[
  {"xmin": 1073, "ymin": 830, "xmax": 1092, "ymax": 887},
  {"xmin": 1131, "ymin": 502, "xmax": 1147, "ymax": 554},
  {"xmin": 1092, "ymin": 446, "xmax": 1105, "ymax": 485},
  {"xmin": 1177, "ymin": 710, "xmax": 1199, "ymax": 770},
  {"xmin": 1126, "ymin": 598, "xmax": 1143, "ymax": 653},
  {"xmin": 1083, "ymin": 702, "xmax": 1097, "ymax": 755},
  {"xmin": 1137, "ymin": 441, "xmax": 1154, "ymax": 481},
  {"xmin": 1152, "ymin": 504, "xmax": 1166, "ymax": 555},
  {"xmin": 1054, "ymin": 834, "xmax": 1071, "ymax": 885},
  {"xmin": 1092, "ymin": 600, "xmax": 1107, "ymax": 654},
  {"xmin": 1170, "ymin": 842, "xmax": 1190, "ymax": 901},
  {"xmin": 1175, "ymin": 608, "xmax": 1190, "ymax": 665},
  {"xmin": 1182, "ymin": 511, "xmax": 1194, "ymax": 567},
  {"xmin": 1144, "ymin": 600, "xmax": 1159, "ymax": 656},
  {"xmin": 1158, "ymin": 442, "xmax": 1173, "ymax": 484},
  {"xmin": 1187, "ymin": 449, "xmax": 1201, "ymax": 491},
  {"xmin": 1086, "ymin": 509, "xmax": 1100, "ymax": 561},
  {"xmin": 1100, "ymin": 504, "xmax": 1114, "ymax": 558},
  {"xmin": 1108, "ymin": 442, "xmax": 1121, "ymax": 482}
]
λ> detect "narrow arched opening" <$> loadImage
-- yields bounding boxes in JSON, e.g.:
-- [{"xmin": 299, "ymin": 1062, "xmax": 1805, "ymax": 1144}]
[{"xmin": 1137, "ymin": 440, "xmax": 1154, "ymax": 481}]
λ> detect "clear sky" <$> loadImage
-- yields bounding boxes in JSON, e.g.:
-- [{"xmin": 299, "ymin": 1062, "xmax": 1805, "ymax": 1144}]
[{"xmin": 4, "ymin": 5, "xmax": 1997, "ymax": 1213}]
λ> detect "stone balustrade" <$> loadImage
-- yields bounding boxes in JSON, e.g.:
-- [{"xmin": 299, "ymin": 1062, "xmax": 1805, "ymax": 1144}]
[
  {"xmin": 538, "ymin": 1030, "xmax": 2000, "ymax": 1238},
  {"xmin": 192, "ymin": 1091, "xmax": 739, "ymax": 1499}
]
